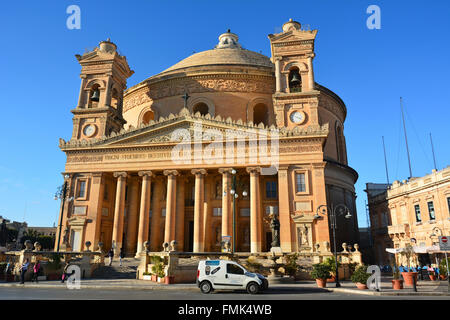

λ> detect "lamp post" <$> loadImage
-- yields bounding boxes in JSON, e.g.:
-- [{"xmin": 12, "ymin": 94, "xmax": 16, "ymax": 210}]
[
  {"xmin": 314, "ymin": 203, "xmax": 352, "ymax": 288},
  {"xmin": 229, "ymin": 169, "xmax": 248, "ymax": 254},
  {"xmin": 54, "ymin": 174, "xmax": 73, "ymax": 252}
]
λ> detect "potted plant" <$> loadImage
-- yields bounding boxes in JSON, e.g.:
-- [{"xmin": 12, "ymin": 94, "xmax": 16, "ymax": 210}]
[
  {"xmin": 142, "ymin": 272, "xmax": 152, "ymax": 281},
  {"xmin": 391, "ymin": 261, "xmax": 403, "ymax": 290},
  {"xmin": 350, "ymin": 265, "xmax": 370, "ymax": 290},
  {"xmin": 323, "ymin": 257, "xmax": 340, "ymax": 282},
  {"xmin": 310, "ymin": 263, "xmax": 331, "ymax": 288},
  {"xmin": 428, "ymin": 269, "xmax": 437, "ymax": 281},
  {"xmin": 439, "ymin": 257, "xmax": 450, "ymax": 280},
  {"xmin": 399, "ymin": 244, "xmax": 418, "ymax": 287},
  {"xmin": 151, "ymin": 262, "xmax": 165, "ymax": 283}
]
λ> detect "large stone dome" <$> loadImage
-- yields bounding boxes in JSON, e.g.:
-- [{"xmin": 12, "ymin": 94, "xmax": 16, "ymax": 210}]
[{"xmin": 158, "ymin": 31, "xmax": 273, "ymax": 75}]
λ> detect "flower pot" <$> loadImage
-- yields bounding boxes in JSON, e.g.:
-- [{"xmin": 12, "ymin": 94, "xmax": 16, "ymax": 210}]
[
  {"xmin": 151, "ymin": 275, "xmax": 158, "ymax": 282},
  {"xmin": 439, "ymin": 274, "xmax": 446, "ymax": 280},
  {"xmin": 429, "ymin": 274, "xmax": 436, "ymax": 281},
  {"xmin": 143, "ymin": 275, "xmax": 152, "ymax": 281},
  {"xmin": 326, "ymin": 275, "xmax": 336, "ymax": 283},
  {"xmin": 356, "ymin": 283, "xmax": 368, "ymax": 290},
  {"xmin": 165, "ymin": 276, "xmax": 174, "ymax": 284},
  {"xmin": 315, "ymin": 278, "xmax": 327, "ymax": 288},
  {"xmin": 391, "ymin": 279, "xmax": 403, "ymax": 290},
  {"xmin": 157, "ymin": 277, "xmax": 164, "ymax": 283},
  {"xmin": 401, "ymin": 272, "xmax": 418, "ymax": 287}
]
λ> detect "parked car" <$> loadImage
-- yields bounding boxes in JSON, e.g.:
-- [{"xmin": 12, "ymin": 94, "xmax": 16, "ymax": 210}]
[{"xmin": 197, "ymin": 260, "xmax": 268, "ymax": 294}]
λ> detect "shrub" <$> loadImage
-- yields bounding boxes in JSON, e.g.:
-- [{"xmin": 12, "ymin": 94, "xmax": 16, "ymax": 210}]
[
  {"xmin": 323, "ymin": 256, "xmax": 341, "ymax": 275},
  {"xmin": 151, "ymin": 262, "xmax": 165, "ymax": 278},
  {"xmin": 310, "ymin": 263, "xmax": 331, "ymax": 280},
  {"xmin": 439, "ymin": 257, "xmax": 450, "ymax": 276},
  {"xmin": 351, "ymin": 265, "xmax": 371, "ymax": 284},
  {"xmin": 284, "ymin": 253, "xmax": 299, "ymax": 277},
  {"xmin": 149, "ymin": 255, "xmax": 162, "ymax": 264},
  {"xmin": 46, "ymin": 253, "xmax": 62, "ymax": 271},
  {"xmin": 245, "ymin": 258, "xmax": 263, "ymax": 274}
]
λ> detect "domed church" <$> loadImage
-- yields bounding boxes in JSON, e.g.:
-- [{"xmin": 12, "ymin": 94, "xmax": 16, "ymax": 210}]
[{"xmin": 57, "ymin": 19, "xmax": 359, "ymax": 257}]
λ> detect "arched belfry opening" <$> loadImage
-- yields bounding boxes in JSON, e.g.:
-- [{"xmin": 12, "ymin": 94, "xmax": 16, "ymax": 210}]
[
  {"xmin": 193, "ymin": 102, "xmax": 209, "ymax": 116},
  {"xmin": 88, "ymin": 84, "xmax": 101, "ymax": 108},
  {"xmin": 142, "ymin": 110, "xmax": 155, "ymax": 124},
  {"xmin": 253, "ymin": 103, "xmax": 269, "ymax": 126},
  {"xmin": 288, "ymin": 67, "xmax": 302, "ymax": 93}
]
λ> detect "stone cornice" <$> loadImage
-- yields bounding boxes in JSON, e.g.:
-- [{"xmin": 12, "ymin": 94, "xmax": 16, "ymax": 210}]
[{"xmin": 59, "ymin": 107, "xmax": 329, "ymax": 151}]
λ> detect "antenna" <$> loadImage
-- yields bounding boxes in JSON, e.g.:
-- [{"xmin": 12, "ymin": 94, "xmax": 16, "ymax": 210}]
[
  {"xmin": 400, "ymin": 97, "xmax": 413, "ymax": 179},
  {"xmin": 382, "ymin": 136, "xmax": 390, "ymax": 184},
  {"xmin": 430, "ymin": 133, "xmax": 438, "ymax": 170}
]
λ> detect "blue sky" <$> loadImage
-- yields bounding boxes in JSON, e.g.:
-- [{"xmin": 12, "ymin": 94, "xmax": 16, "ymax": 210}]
[{"xmin": 0, "ymin": 1, "xmax": 449, "ymax": 228}]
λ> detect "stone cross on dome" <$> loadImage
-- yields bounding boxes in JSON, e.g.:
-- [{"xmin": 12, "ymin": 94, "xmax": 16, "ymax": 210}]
[{"xmin": 215, "ymin": 29, "xmax": 242, "ymax": 49}]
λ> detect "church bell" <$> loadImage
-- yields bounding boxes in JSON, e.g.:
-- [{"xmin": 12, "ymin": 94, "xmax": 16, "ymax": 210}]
[
  {"xmin": 290, "ymin": 72, "xmax": 301, "ymax": 85},
  {"xmin": 91, "ymin": 89, "xmax": 100, "ymax": 102}
]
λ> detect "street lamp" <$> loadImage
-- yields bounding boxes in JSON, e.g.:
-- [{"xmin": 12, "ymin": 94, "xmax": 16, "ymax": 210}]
[
  {"xmin": 314, "ymin": 203, "xmax": 352, "ymax": 288},
  {"xmin": 229, "ymin": 169, "xmax": 248, "ymax": 254},
  {"xmin": 54, "ymin": 174, "xmax": 73, "ymax": 252}
]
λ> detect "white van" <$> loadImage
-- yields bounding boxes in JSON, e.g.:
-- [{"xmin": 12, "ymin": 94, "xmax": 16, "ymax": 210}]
[{"xmin": 196, "ymin": 260, "xmax": 268, "ymax": 294}]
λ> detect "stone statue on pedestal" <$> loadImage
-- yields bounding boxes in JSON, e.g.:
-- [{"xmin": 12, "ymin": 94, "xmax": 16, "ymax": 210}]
[{"xmin": 270, "ymin": 213, "xmax": 280, "ymax": 248}]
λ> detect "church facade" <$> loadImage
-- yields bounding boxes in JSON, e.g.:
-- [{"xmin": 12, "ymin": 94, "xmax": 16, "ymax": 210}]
[{"xmin": 56, "ymin": 19, "xmax": 359, "ymax": 257}]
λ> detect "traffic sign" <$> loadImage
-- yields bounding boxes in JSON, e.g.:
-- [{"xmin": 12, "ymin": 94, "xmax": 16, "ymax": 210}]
[{"xmin": 439, "ymin": 236, "xmax": 450, "ymax": 251}]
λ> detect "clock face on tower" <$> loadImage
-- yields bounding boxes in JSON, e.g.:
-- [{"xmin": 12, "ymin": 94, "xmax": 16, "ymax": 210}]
[
  {"xmin": 290, "ymin": 111, "xmax": 306, "ymax": 124},
  {"xmin": 83, "ymin": 124, "xmax": 97, "ymax": 137}
]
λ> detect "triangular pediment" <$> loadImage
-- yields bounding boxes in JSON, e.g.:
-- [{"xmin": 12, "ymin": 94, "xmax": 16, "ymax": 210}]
[
  {"xmin": 59, "ymin": 108, "xmax": 329, "ymax": 150},
  {"xmin": 270, "ymin": 29, "xmax": 317, "ymax": 43}
]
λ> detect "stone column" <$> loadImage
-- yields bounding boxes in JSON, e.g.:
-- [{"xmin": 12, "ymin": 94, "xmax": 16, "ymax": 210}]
[
  {"xmin": 163, "ymin": 170, "xmax": 178, "ymax": 243},
  {"xmin": 125, "ymin": 176, "xmax": 140, "ymax": 256},
  {"xmin": 136, "ymin": 171, "xmax": 152, "ymax": 257},
  {"xmin": 175, "ymin": 176, "xmax": 186, "ymax": 251},
  {"xmin": 203, "ymin": 176, "xmax": 212, "ymax": 252},
  {"xmin": 247, "ymin": 167, "xmax": 262, "ymax": 253},
  {"xmin": 150, "ymin": 177, "xmax": 163, "ymax": 251},
  {"xmin": 308, "ymin": 55, "xmax": 315, "ymax": 91},
  {"xmin": 112, "ymin": 172, "xmax": 127, "ymax": 256},
  {"xmin": 192, "ymin": 169, "xmax": 207, "ymax": 252},
  {"xmin": 275, "ymin": 58, "xmax": 282, "ymax": 92},
  {"xmin": 219, "ymin": 168, "xmax": 233, "ymax": 239},
  {"xmin": 278, "ymin": 167, "xmax": 293, "ymax": 252}
]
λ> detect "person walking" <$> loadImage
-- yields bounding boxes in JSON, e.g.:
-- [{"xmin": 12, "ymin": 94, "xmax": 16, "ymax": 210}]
[
  {"xmin": 119, "ymin": 248, "xmax": 124, "ymax": 267},
  {"xmin": 61, "ymin": 262, "xmax": 70, "ymax": 283},
  {"xmin": 31, "ymin": 260, "xmax": 41, "ymax": 283},
  {"xmin": 108, "ymin": 248, "xmax": 114, "ymax": 266},
  {"xmin": 19, "ymin": 258, "xmax": 30, "ymax": 284}
]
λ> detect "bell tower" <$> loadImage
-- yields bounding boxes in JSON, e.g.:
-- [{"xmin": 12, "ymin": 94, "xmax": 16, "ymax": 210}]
[
  {"xmin": 71, "ymin": 39, "xmax": 134, "ymax": 140},
  {"xmin": 269, "ymin": 19, "xmax": 320, "ymax": 129}
]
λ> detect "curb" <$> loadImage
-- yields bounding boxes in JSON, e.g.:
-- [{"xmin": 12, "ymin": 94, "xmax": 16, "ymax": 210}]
[
  {"xmin": 0, "ymin": 283, "xmax": 199, "ymax": 291},
  {"xmin": 327, "ymin": 287, "xmax": 450, "ymax": 297}
]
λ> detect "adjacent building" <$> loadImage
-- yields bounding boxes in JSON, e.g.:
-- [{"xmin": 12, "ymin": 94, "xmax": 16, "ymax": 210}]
[
  {"xmin": 366, "ymin": 167, "xmax": 450, "ymax": 265},
  {"xmin": 56, "ymin": 19, "xmax": 359, "ymax": 256}
]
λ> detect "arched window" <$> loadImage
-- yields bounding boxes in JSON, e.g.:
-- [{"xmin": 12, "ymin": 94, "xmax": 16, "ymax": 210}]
[
  {"xmin": 288, "ymin": 67, "xmax": 302, "ymax": 93},
  {"xmin": 142, "ymin": 110, "xmax": 155, "ymax": 125},
  {"xmin": 193, "ymin": 102, "xmax": 209, "ymax": 116},
  {"xmin": 253, "ymin": 103, "xmax": 268, "ymax": 126}
]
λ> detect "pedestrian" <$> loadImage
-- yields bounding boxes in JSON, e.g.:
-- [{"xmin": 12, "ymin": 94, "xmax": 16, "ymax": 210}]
[
  {"xmin": 108, "ymin": 248, "xmax": 114, "ymax": 266},
  {"xmin": 61, "ymin": 262, "xmax": 70, "ymax": 283},
  {"xmin": 119, "ymin": 248, "xmax": 124, "ymax": 266},
  {"xmin": 19, "ymin": 258, "xmax": 30, "ymax": 284},
  {"xmin": 32, "ymin": 260, "xmax": 41, "ymax": 283}
]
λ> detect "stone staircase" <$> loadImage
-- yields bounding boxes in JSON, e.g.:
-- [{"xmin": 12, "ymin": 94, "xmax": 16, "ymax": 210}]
[{"xmin": 91, "ymin": 257, "xmax": 140, "ymax": 279}]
